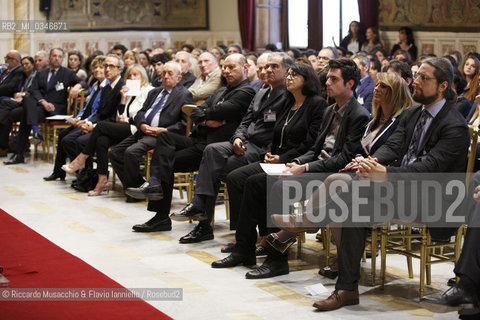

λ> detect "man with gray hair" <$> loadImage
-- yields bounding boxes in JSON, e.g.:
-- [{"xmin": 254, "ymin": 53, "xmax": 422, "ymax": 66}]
[
  {"xmin": 188, "ymin": 51, "xmax": 222, "ymax": 104},
  {"xmin": 127, "ymin": 53, "xmax": 255, "ymax": 233},
  {"xmin": 0, "ymin": 50, "xmax": 23, "ymax": 98},
  {"xmin": 34, "ymin": 50, "xmax": 49, "ymax": 71},
  {"xmin": 316, "ymin": 46, "xmax": 339, "ymax": 72},
  {"xmin": 0, "ymin": 51, "xmax": 50, "ymax": 156},
  {"xmin": 109, "ymin": 61, "xmax": 193, "ymax": 199},
  {"xmin": 5, "ymin": 48, "xmax": 83, "ymax": 165},
  {"xmin": 352, "ymin": 53, "xmax": 375, "ymax": 112},
  {"xmin": 175, "ymin": 51, "xmax": 196, "ymax": 88},
  {"xmin": 169, "ymin": 52, "xmax": 292, "ymax": 243}
]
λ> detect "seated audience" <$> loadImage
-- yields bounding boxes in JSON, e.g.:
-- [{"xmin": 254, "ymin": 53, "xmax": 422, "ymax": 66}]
[
  {"xmin": 108, "ymin": 61, "xmax": 192, "ymax": 201},
  {"xmin": 62, "ymin": 64, "xmax": 154, "ymax": 195}
]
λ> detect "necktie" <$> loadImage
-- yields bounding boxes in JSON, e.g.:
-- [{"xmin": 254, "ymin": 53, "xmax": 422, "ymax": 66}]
[
  {"xmin": 0, "ymin": 69, "xmax": 11, "ymax": 83},
  {"xmin": 402, "ymin": 109, "xmax": 429, "ymax": 166},
  {"xmin": 47, "ymin": 69, "xmax": 56, "ymax": 90},
  {"xmin": 146, "ymin": 90, "xmax": 168, "ymax": 125}
]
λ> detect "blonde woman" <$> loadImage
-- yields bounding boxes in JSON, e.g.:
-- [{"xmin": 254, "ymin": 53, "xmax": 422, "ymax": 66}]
[
  {"xmin": 63, "ymin": 64, "xmax": 153, "ymax": 196},
  {"xmin": 267, "ymin": 73, "xmax": 414, "ymax": 278},
  {"xmin": 123, "ymin": 50, "xmax": 140, "ymax": 69}
]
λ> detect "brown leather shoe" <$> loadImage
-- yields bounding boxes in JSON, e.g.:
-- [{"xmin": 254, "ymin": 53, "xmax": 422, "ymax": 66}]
[
  {"xmin": 313, "ymin": 289, "xmax": 359, "ymax": 311},
  {"xmin": 271, "ymin": 213, "xmax": 318, "ymax": 233}
]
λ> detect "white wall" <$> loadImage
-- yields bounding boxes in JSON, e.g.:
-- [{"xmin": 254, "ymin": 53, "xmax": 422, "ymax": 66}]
[{"xmin": 380, "ymin": 30, "xmax": 480, "ymax": 58}]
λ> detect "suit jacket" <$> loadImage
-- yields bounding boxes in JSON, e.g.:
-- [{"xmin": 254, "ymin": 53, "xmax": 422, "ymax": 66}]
[
  {"xmin": 361, "ymin": 112, "xmax": 405, "ymax": 156},
  {"xmin": 271, "ymin": 95, "xmax": 327, "ymax": 163},
  {"xmin": 373, "ymin": 102, "xmax": 470, "ymax": 173},
  {"xmin": 90, "ymin": 77, "xmax": 125, "ymax": 123},
  {"xmin": 134, "ymin": 84, "xmax": 193, "ymax": 135},
  {"xmin": 231, "ymin": 84, "xmax": 286, "ymax": 149},
  {"xmin": 356, "ymin": 75, "xmax": 374, "ymax": 113},
  {"xmin": 29, "ymin": 66, "xmax": 82, "ymax": 114},
  {"xmin": 296, "ymin": 96, "xmax": 370, "ymax": 172},
  {"xmin": 190, "ymin": 79, "xmax": 255, "ymax": 145},
  {"xmin": 0, "ymin": 65, "xmax": 24, "ymax": 98},
  {"xmin": 180, "ymin": 72, "xmax": 196, "ymax": 89}
]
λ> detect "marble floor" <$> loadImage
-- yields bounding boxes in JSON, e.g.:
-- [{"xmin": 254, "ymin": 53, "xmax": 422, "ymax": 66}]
[{"xmin": 0, "ymin": 151, "xmax": 461, "ymax": 319}]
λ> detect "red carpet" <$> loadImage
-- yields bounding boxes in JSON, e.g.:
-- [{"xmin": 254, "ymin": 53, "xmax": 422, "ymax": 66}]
[{"xmin": 0, "ymin": 209, "xmax": 172, "ymax": 320}]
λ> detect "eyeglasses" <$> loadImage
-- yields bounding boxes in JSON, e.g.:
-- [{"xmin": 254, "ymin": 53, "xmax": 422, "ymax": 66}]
[
  {"xmin": 4, "ymin": 56, "xmax": 15, "ymax": 60},
  {"xmin": 285, "ymin": 71, "xmax": 299, "ymax": 79},
  {"xmin": 104, "ymin": 64, "xmax": 120, "ymax": 69},
  {"xmin": 317, "ymin": 56, "xmax": 330, "ymax": 61},
  {"xmin": 413, "ymin": 73, "xmax": 435, "ymax": 82}
]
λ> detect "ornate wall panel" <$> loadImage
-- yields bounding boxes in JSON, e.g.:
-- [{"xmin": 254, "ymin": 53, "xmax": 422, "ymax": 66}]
[
  {"xmin": 379, "ymin": 0, "xmax": 480, "ymax": 31},
  {"xmin": 49, "ymin": 0, "xmax": 209, "ymax": 31}
]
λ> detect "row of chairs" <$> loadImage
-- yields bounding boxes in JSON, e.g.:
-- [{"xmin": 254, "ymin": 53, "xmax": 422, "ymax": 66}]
[{"xmin": 298, "ymin": 124, "xmax": 479, "ymax": 298}]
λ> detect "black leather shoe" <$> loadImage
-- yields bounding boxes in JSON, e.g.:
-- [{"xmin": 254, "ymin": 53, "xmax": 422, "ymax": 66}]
[
  {"xmin": 125, "ymin": 182, "xmax": 163, "ymax": 200},
  {"xmin": 318, "ymin": 266, "xmax": 338, "ymax": 279},
  {"xmin": 43, "ymin": 172, "xmax": 66, "ymax": 181},
  {"xmin": 221, "ymin": 242, "xmax": 236, "ymax": 253},
  {"xmin": 126, "ymin": 196, "xmax": 143, "ymax": 203},
  {"xmin": 4, "ymin": 154, "xmax": 24, "ymax": 165},
  {"xmin": 420, "ymin": 286, "xmax": 479, "ymax": 314},
  {"xmin": 170, "ymin": 203, "xmax": 208, "ymax": 221},
  {"xmin": 211, "ymin": 253, "xmax": 256, "ymax": 268},
  {"xmin": 255, "ymin": 246, "xmax": 268, "ymax": 256},
  {"xmin": 245, "ymin": 259, "xmax": 289, "ymax": 279},
  {"xmin": 179, "ymin": 224, "xmax": 214, "ymax": 243},
  {"xmin": 447, "ymin": 277, "xmax": 457, "ymax": 287},
  {"xmin": 30, "ymin": 132, "xmax": 44, "ymax": 145},
  {"xmin": 132, "ymin": 217, "xmax": 171, "ymax": 232}
]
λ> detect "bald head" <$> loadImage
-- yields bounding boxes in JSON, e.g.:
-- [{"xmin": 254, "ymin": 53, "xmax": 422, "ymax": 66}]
[
  {"xmin": 222, "ymin": 53, "xmax": 248, "ymax": 86},
  {"xmin": 4, "ymin": 50, "xmax": 21, "ymax": 69}
]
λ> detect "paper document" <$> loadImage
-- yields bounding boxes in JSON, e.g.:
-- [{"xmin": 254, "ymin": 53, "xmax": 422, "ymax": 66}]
[
  {"xmin": 305, "ymin": 283, "xmax": 329, "ymax": 296},
  {"xmin": 45, "ymin": 115, "xmax": 70, "ymax": 121},
  {"xmin": 259, "ymin": 163, "xmax": 292, "ymax": 176},
  {"xmin": 125, "ymin": 79, "xmax": 141, "ymax": 96}
]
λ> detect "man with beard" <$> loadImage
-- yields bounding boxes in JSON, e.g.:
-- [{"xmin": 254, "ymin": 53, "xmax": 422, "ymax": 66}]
[{"xmin": 275, "ymin": 57, "xmax": 470, "ymax": 311}]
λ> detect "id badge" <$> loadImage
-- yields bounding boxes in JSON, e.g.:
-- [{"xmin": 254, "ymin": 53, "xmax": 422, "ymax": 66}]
[
  {"xmin": 264, "ymin": 111, "xmax": 276, "ymax": 122},
  {"xmin": 55, "ymin": 82, "xmax": 64, "ymax": 91},
  {"xmin": 361, "ymin": 134, "xmax": 373, "ymax": 155}
]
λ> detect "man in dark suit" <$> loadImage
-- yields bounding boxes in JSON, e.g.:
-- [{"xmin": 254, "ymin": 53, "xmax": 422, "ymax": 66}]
[
  {"xmin": 211, "ymin": 58, "xmax": 369, "ymax": 279},
  {"xmin": 109, "ymin": 61, "xmax": 192, "ymax": 197},
  {"xmin": 175, "ymin": 51, "xmax": 196, "ymax": 89},
  {"xmin": 419, "ymin": 171, "xmax": 480, "ymax": 318},
  {"xmin": 0, "ymin": 50, "xmax": 23, "ymax": 99},
  {"xmin": 309, "ymin": 58, "xmax": 470, "ymax": 311},
  {"xmin": 169, "ymin": 52, "xmax": 292, "ymax": 243},
  {"xmin": 126, "ymin": 53, "xmax": 256, "ymax": 233},
  {"xmin": 43, "ymin": 54, "xmax": 124, "ymax": 181},
  {"xmin": 5, "ymin": 48, "xmax": 83, "ymax": 165},
  {"xmin": 353, "ymin": 54, "xmax": 375, "ymax": 113}
]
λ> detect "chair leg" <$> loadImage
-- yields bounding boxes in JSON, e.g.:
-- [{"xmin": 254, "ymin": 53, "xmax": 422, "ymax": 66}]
[
  {"xmin": 371, "ymin": 227, "xmax": 377, "ymax": 286},
  {"xmin": 322, "ymin": 227, "xmax": 331, "ymax": 268},
  {"xmin": 406, "ymin": 227, "xmax": 413, "ymax": 278},
  {"xmin": 419, "ymin": 232, "xmax": 427, "ymax": 299},
  {"xmin": 426, "ymin": 233, "xmax": 432, "ymax": 286},
  {"xmin": 380, "ymin": 225, "xmax": 387, "ymax": 289}
]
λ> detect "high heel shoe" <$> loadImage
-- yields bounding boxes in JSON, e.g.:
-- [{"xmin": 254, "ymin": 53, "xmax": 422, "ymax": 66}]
[
  {"xmin": 266, "ymin": 233, "xmax": 297, "ymax": 254},
  {"xmin": 62, "ymin": 162, "xmax": 85, "ymax": 173},
  {"xmin": 88, "ymin": 182, "xmax": 111, "ymax": 196}
]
